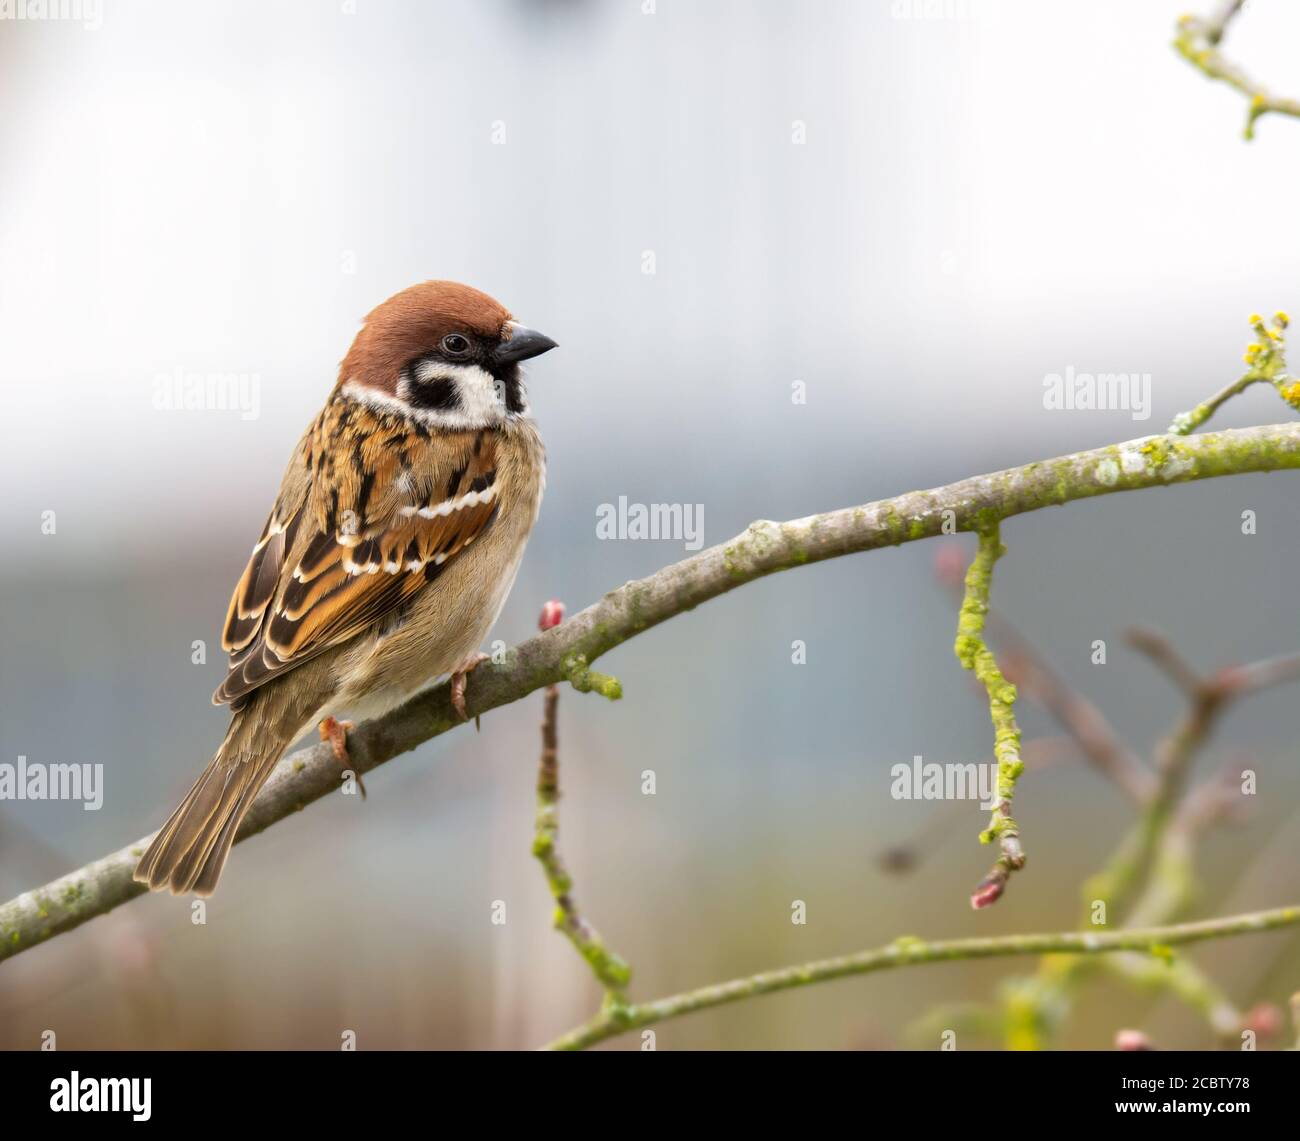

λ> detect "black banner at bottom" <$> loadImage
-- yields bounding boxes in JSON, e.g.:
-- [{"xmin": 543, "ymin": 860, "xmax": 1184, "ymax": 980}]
[{"xmin": 2, "ymin": 1047, "xmax": 1293, "ymax": 1126}]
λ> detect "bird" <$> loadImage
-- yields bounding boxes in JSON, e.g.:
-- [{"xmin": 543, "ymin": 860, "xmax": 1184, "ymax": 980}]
[{"xmin": 134, "ymin": 280, "xmax": 556, "ymax": 897}]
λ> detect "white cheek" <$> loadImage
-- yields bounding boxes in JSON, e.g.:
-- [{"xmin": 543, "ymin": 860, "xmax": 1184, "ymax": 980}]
[
  {"xmin": 341, "ymin": 360, "xmax": 529, "ymax": 431},
  {"xmin": 404, "ymin": 361, "xmax": 507, "ymax": 428}
]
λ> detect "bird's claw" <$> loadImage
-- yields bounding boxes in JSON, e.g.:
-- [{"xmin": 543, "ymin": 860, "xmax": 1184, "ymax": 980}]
[
  {"xmin": 319, "ymin": 717, "xmax": 365, "ymax": 799},
  {"xmin": 450, "ymin": 652, "xmax": 491, "ymax": 723}
]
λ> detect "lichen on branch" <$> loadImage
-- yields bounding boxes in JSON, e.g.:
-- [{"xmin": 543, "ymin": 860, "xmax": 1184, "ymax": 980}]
[
  {"xmin": 1174, "ymin": 4, "xmax": 1300, "ymax": 140},
  {"xmin": 532, "ymin": 602, "xmax": 631, "ymax": 996},
  {"xmin": 1170, "ymin": 312, "xmax": 1298, "ymax": 434},
  {"xmin": 2, "ymin": 420, "xmax": 1300, "ymax": 970},
  {"xmin": 541, "ymin": 904, "xmax": 1300, "ymax": 1050},
  {"xmin": 954, "ymin": 525, "xmax": 1026, "ymax": 909}
]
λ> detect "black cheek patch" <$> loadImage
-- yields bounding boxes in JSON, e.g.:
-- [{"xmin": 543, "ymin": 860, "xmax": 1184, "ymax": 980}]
[
  {"xmin": 408, "ymin": 376, "xmax": 462, "ymax": 413},
  {"xmin": 489, "ymin": 363, "xmax": 525, "ymax": 414},
  {"xmin": 505, "ymin": 379, "xmax": 525, "ymax": 414}
]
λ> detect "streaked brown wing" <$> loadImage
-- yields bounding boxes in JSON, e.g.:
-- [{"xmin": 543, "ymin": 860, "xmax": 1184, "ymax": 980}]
[{"xmin": 214, "ymin": 402, "xmax": 500, "ymax": 709}]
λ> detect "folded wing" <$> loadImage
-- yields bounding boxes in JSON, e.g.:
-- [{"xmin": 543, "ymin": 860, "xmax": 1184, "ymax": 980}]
[{"xmin": 214, "ymin": 409, "xmax": 500, "ymax": 709}]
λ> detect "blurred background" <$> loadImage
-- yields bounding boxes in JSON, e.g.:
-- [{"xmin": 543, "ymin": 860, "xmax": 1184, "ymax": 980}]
[{"xmin": 2, "ymin": 0, "xmax": 1299, "ymax": 1050}]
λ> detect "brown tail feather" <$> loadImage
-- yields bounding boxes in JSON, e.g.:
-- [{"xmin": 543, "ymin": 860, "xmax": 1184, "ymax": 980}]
[{"xmin": 134, "ymin": 721, "xmax": 289, "ymax": 897}]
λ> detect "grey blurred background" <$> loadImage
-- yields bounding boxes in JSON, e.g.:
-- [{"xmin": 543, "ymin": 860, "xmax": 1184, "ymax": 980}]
[{"xmin": 2, "ymin": 0, "xmax": 1298, "ymax": 1049}]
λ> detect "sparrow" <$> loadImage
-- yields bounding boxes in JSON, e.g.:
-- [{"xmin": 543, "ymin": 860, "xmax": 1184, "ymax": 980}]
[{"xmin": 134, "ymin": 281, "xmax": 556, "ymax": 896}]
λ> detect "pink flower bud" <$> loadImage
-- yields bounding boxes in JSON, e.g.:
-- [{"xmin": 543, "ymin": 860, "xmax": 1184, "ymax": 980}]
[
  {"xmin": 539, "ymin": 599, "xmax": 566, "ymax": 631},
  {"xmin": 1241, "ymin": 1002, "xmax": 1283, "ymax": 1039},
  {"xmin": 1115, "ymin": 1029, "xmax": 1155, "ymax": 1051},
  {"xmin": 970, "ymin": 877, "xmax": 1005, "ymax": 910}
]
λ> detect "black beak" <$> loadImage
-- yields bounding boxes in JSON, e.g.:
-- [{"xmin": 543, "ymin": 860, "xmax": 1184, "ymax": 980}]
[{"xmin": 495, "ymin": 324, "xmax": 558, "ymax": 365}]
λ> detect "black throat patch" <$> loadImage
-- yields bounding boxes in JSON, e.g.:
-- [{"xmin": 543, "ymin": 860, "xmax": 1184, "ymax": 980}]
[
  {"xmin": 494, "ymin": 363, "xmax": 525, "ymax": 414},
  {"xmin": 406, "ymin": 374, "xmax": 462, "ymax": 413}
]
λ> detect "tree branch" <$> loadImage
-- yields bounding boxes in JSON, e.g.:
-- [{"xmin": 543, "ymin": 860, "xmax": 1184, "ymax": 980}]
[
  {"xmin": 2, "ymin": 420, "xmax": 1299, "ymax": 964},
  {"xmin": 531, "ymin": 601, "xmax": 631, "ymax": 995},
  {"xmin": 541, "ymin": 905, "xmax": 1300, "ymax": 1050},
  {"xmin": 1087, "ymin": 633, "xmax": 1300, "ymax": 921},
  {"xmin": 1169, "ymin": 314, "xmax": 1298, "ymax": 432},
  {"xmin": 1174, "ymin": 5, "xmax": 1300, "ymax": 141},
  {"xmin": 954, "ymin": 525, "xmax": 1027, "ymax": 908},
  {"xmin": 985, "ymin": 630, "xmax": 1300, "ymax": 1048},
  {"xmin": 936, "ymin": 553, "xmax": 1154, "ymax": 803}
]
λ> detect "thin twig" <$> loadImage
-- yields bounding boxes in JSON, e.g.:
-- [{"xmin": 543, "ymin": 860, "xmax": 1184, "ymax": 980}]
[
  {"xmin": 1098, "ymin": 827, "xmax": 1243, "ymax": 1040},
  {"xmin": 1091, "ymin": 634, "xmax": 1300, "ymax": 918},
  {"xmin": 1126, "ymin": 626, "xmax": 1204, "ymax": 698},
  {"xmin": 877, "ymin": 737, "xmax": 1071, "ymax": 876},
  {"xmin": 541, "ymin": 904, "xmax": 1300, "ymax": 1050},
  {"xmin": 1176, "ymin": 751, "xmax": 1250, "ymax": 833},
  {"xmin": 1170, "ymin": 313, "xmax": 1299, "ymax": 432},
  {"xmin": 954, "ymin": 526, "xmax": 1026, "ymax": 908},
  {"xmin": 1008, "ymin": 634, "xmax": 1300, "ymax": 1047},
  {"xmin": 1214, "ymin": 653, "xmax": 1300, "ymax": 698},
  {"xmin": 936, "ymin": 549, "xmax": 1154, "ymax": 804},
  {"xmin": 531, "ymin": 601, "xmax": 631, "ymax": 996},
  {"xmin": 1174, "ymin": 6, "xmax": 1300, "ymax": 140}
]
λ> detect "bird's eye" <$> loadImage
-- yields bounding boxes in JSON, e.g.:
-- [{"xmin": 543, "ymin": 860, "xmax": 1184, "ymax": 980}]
[{"xmin": 441, "ymin": 333, "xmax": 471, "ymax": 356}]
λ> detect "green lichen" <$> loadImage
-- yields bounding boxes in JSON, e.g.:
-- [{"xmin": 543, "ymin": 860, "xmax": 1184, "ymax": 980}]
[
  {"xmin": 579, "ymin": 942, "xmax": 632, "ymax": 989},
  {"xmin": 1140, "ymin": 437, "xmax": 1171, "ymax": 470},
  {"xmin": 882, "ymin": 504, "xmax": 905, "ymax": 545},
  {"xmin": 954, "ymin": 526, "xmax": 1026, "ymax": 882},
  {"xmin": 562, "ymin": 654, "xmax": 623, "ymax": 700},
  {"xmin": 601, "ymin": 993, "xmax": 634, "ymax": 1023},
  {"xmin": 781, "ymin": 523, "xmax": 810, "ymax": 564},
  {"xmin": 532, "ymin": 690, "xmax": 633, "ymax": 996},
  {"xmin": 745, "ymin": 520, "xmax": 777, "ymax": 557},
  {"xmin": 891, "ymin": 934, "xmax": 927, "ymax": 954},
  {"xmin": 624, "ymin": 584, "xmax": 649, "ymax": 631},
  {"xmin": 1169, "ymin": 312, "xmax": 1298, "ymax": 432}
]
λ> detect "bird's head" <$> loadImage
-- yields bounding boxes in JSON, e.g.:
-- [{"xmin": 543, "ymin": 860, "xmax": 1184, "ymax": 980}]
[{"xmin": 337, "ymin": 280, "xmax": 557, "ymax": 427}]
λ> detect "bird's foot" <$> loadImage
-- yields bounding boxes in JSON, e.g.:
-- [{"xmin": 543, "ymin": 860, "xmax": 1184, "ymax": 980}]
[
  {"xmin": 450, "ymin": 652, "xmax": 491, "ymax": 725},
  {"xmin": 319, "ymin": 717, "xmax": 365, "ymax": 799}
]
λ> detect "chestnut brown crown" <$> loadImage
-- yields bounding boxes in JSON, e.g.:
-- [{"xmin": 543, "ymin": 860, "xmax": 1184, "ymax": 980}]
[{"xmin": 338, "ymin": 281, "xmax": 515, "ymax": 397}]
